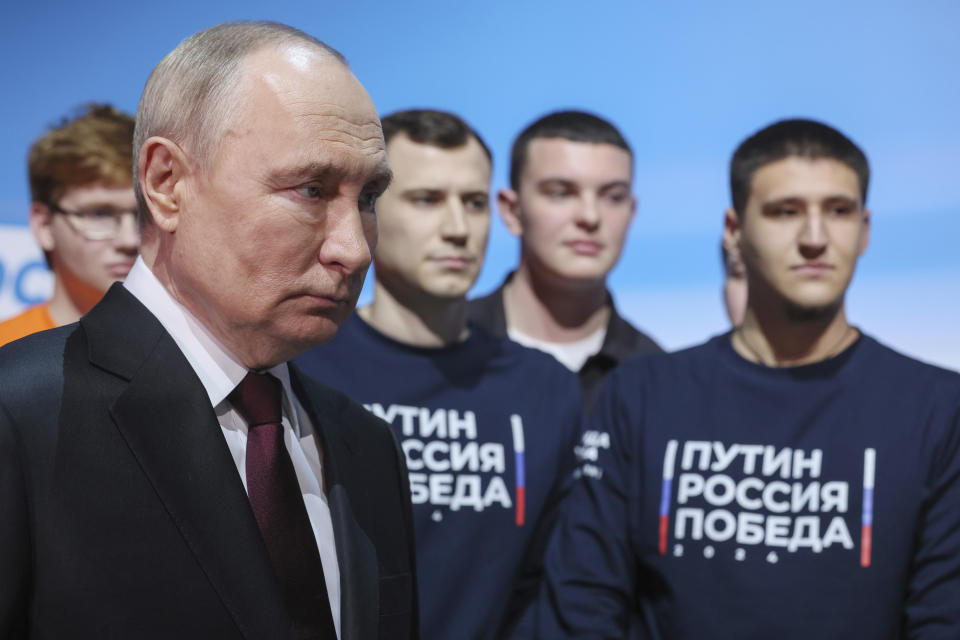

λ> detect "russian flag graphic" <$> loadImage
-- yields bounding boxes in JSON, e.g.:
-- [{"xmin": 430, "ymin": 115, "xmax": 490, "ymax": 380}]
[
  {"xmin": 659, "ymin": 440, "xmax": 678, "ymax": 555},
  {"xmin": 861, "ymin": 448, "xmax": 876, "ymax": 567},
  {"xmin": 511, "ymin": 415, "xmax": 526, "ymax": 527}
]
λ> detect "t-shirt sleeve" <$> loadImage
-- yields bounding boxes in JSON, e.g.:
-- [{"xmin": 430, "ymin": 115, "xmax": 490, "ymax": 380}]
[
  {"xmin": 904, "ymin": 389, "xmax": 960, "ymax": 638},
  {"xmin": 537, "ymin": 368, "xmax": 638, "ymax": 637}
]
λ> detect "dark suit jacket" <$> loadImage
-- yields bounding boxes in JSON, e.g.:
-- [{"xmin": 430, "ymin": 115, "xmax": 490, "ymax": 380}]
[{"xmin": 0, "ymin": 285, "xmax": 418, "ymax": 639}]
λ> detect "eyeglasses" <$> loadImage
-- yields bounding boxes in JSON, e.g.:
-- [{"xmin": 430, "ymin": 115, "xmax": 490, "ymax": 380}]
[{"xmin": 48, "ymin": 203, "xmax": 140, "ymax": 241}]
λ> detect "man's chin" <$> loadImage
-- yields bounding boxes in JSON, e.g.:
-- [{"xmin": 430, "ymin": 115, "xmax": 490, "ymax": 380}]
[
  {"xmin": 427, "ymin": 287, "xmax": 472, "ymax": 302},
  {"xmin": 421, "ymin": 276, "xmax": 475, "ymax": 301},
  {"xmin": 783, "ymin": 297, "xmax": 843, "ymax": 323},
  {"xmin": 306, "ymin": 312, "xmax": 352, "ymax": 342},
  {"xmin": 278, "ymin": 314, "xmax": 351, "ymax": 355}
]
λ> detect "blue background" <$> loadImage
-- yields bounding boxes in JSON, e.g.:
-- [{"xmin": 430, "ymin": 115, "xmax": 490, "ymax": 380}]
[{"xmin": 2, "ymin": 0, "xmax": 957, "ymax": 368}]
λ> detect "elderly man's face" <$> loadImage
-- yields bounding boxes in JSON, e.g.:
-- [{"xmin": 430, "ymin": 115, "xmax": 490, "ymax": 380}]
[{"xmin": 168, "ymin": 46, "xmax": 390, "ymax": 368}]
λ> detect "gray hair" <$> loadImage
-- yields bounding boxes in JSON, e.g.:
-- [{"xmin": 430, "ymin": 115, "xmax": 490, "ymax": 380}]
[{"xmin": 133, "ymin": 21, "xmax": 346, "ymax": 222}]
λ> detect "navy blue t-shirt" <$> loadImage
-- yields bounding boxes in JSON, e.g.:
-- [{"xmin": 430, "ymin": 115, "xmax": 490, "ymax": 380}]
[
  {"xmin": 295, "ymin": 315, "xmax": 582, "ymax": 640},
  {"xmin": 541, "ymin": 332, "xmax": 960, "ymax": 639}
]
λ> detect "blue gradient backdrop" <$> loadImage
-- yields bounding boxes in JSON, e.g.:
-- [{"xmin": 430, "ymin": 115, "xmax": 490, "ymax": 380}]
[{"xmin": 2, "ymin": 0, "xmax": 957, "ymax": 368}]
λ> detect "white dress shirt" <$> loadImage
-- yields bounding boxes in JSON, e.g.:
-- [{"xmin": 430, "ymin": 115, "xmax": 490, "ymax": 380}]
[{"xmin": 124, "ymin": 257, "xmax": 341, "ymax": 637}]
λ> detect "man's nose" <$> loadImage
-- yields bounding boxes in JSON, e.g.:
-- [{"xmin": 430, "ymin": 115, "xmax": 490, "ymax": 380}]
[
  {"xmin": 574, "ymin": 194, "xmax": 601, "ymax": 231},
  {"xmin": 798, "ymin": 212, "xmax": 827, "ymax": 258},
  {"xmin": 114, "ymin": 211, "xmax": 141, "ymax": 252},
  {"xmin": 319, "ymin": 205, "xmax": 373, "ymax": 274},
  {"xmin": 439, "ymin": 199, "xmax": 469, "ymax": 246}
]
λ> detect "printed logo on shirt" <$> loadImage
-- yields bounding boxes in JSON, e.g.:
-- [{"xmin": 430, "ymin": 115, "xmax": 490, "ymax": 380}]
[
  {"xmin": 573, "ymin": 430, "xmax": 610, "ymax": 481},
  {"xmin": 573, "ymin": 433, "xmax": 876, "ymax": 566},
  {"xmin": 656, "ymin": 440, "xmax": 875, "ymax": 566},
  {"xmin": 364, "ymin": 403, "xmax": 527, "ymax": 525}
]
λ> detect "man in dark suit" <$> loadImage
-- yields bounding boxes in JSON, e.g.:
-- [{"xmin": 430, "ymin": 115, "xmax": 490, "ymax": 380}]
[{"xmin": 0, "ymin": 21, "xmax": 417, "ymax": 639}]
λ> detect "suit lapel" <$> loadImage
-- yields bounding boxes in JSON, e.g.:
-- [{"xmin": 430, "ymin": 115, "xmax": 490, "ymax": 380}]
[
  {"xmin": 292, "ymin": 368, "xmax": 379, "ymax": 640},
  {"xmin": 85, "ymin": 286, "xmax": 296, "ymax": 639}
]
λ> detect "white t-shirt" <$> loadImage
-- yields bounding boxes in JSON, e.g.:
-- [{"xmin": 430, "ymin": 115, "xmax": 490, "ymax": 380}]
[{"xmin": 508, "ymin": 325, "xmax": 607, "ymax": 372}]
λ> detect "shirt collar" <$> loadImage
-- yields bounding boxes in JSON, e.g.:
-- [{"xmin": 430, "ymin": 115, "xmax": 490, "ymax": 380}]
[
  {"xmin": 492, "ymin": 270, "xmax": 628, "ymax": 359},
  {"xmin": 598, "ymin": 297, "xmax": 637, "ymax": 361},
  {"xmin": 123, "ymin": 257, "xmax": 298, "ymax": 423}
]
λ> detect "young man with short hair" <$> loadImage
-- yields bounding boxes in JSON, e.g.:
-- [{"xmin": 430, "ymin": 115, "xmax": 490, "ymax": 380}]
[
  {"xmin": 296, "ymin": 109, "xmax": 581, "ymax": 640},
  {"xmin": 469, "ymin": 110, "xmax": 661, "ymax": 410},
  {"xmin": 539, "ymin": 119, "xmax": 960, "ymax": 638},
  {"xmin": 0, "ymin": 104, "xmax": 138, "ymax": 346}
]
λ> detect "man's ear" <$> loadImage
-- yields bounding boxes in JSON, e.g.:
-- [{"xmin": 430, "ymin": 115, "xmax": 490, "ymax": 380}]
[
  {"xmin": 29, "ymin": 202, "xmax": 56, "ymax": 252},
  {"xmin": 497, "ymin": 188, "xmax": 523, "ymax": 237},
  {"xmin": 723, "ymin": 207, "xmax": 741, "ymax": 253},
  {"xmin": 139, "ymin": 136, "xmax": 190, "ymax": 233},
  {"xmin": 858, "ymin": 208, "xmax": 871, "ymax": 256}
]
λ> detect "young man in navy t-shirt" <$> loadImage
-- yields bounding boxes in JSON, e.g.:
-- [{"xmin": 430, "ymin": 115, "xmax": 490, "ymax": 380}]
[
  {"xmin": 540, "ymin": 119, "xmax": 960, "ymax": 639},
  {"xmin": 295, "ymin": 110, "xmax": 581, "ymax": 640}
]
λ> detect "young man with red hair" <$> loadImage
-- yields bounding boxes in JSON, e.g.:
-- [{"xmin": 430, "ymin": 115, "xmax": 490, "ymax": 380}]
[{"xmin": 0, "ymin": 104, "xmax": 138, "ymax": 346}]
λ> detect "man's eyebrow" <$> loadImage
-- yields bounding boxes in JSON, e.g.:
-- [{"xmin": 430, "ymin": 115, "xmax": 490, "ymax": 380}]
[
  {"xmin": 367, "ymin": 162, "xmax": 393, "ymax": 191},
  {"xmin": 71, "ymin": 201, "xmax": 136, "ymax": 209},
  {"xmin": 763, "ymin": 196, "xmax": 805, "ymax": 206},
  {"xmin": 271, "ymin": 160, "xmax": 392, "ymax": 188},
  {"xmin": 822, "ymin": 194, "xmax": 859, "ymax": 204},
  {"xmin": 270, "ymin": 162, "xmax": 341, "ymax": 184},
  {"xmin": 536, "ymin": 177, "xmax": 577, "ymax": 186},
  {"xmin": 401, "ymin": 187, "xmax": 443, "ymax": 195},
  {"xmin": 536, "ymin": 177, "xmax": 630, "ymax": 189},
  {"xmin": 598, "ymin": 180, "xmax": 631, "ymax": 191}
]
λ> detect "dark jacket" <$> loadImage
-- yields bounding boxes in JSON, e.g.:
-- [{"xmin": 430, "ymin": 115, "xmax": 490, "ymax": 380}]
[{"xmin": 0, "ymin": 284, "xmax": 418, "ymax": 640}]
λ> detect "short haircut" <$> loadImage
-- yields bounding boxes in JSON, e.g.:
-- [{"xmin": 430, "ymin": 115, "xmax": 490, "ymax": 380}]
[
  {"xmin": 730, "ymin": 118, "xmax": 870, "ymax": 216},
  {"xmin": 381, "ymin": 109, "xmax": 492, "ymax": 164},
  {"xmin": 29, "ymin": 104, "xmax": 135, "ymax": 205},
  {"xmin": 133, "ymin": 20, "xmax": 346, "ymax": 223},
  {"xmin": 509, "ymin": 110, "xmax": 632, "ymax": 189}
]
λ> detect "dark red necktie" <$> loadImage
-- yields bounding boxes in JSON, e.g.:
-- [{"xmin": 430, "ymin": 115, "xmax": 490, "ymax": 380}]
[{"xmin": 229, "ymin": 372, "xmax": 337, "ymax": 640}]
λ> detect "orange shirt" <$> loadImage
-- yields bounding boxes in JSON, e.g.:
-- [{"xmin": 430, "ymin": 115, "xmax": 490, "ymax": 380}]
[{"xmin": 0, "ymin": 303, "xmax": 56, "ymax": 347}]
